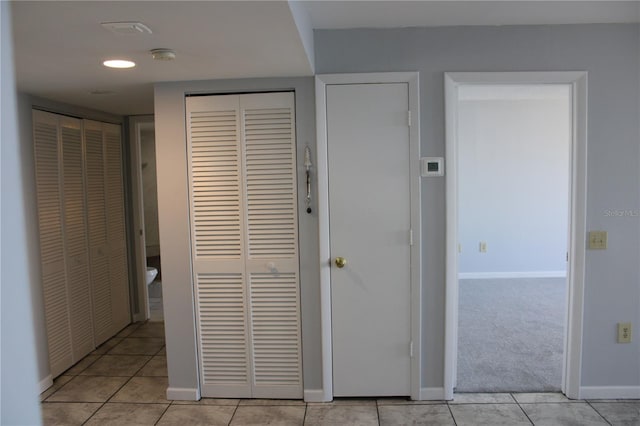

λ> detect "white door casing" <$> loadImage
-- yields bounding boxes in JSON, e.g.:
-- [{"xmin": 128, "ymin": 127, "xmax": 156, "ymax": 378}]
[
  {"xmin": 129, "ymin": 116, "xmax": 155, "ymax": 322},
  {"xmin": 444, "ymin": 72, "xmax": 588, "ymax": 400},
  {"xmin": 186, "ymin": 92, "xmax": 303, "ymax": 399},
  {"xmin": 316, "ymin": 73, "xmax": 422, "ymax": 401}
]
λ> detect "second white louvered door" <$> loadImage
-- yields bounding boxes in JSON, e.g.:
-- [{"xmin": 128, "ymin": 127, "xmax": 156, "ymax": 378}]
[
  {"xmin": 84, "ymin": 120, "xmax": 130, "ymax": 345},
  {"xmin": 34, "ymin": 110, "xmax": 131, "ymax": 379},
  {"xmin": 186, "ymin": 92, "xmax": 302, "ymax": 399}
]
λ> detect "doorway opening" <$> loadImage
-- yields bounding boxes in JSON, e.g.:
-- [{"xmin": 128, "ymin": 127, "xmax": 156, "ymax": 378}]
[
  {"xmin": 444, "ymin": 72, "xmax": 588, "ymax": 400},
  {"xmin": 455, "ymin": 84, "xmax": 571, "ymax": 392}
]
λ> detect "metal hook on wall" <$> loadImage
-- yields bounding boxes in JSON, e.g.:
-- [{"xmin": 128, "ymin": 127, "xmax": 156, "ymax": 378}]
[{"xmin": 304, "ymin": 146, "xmax": 312, "ymax": 214}]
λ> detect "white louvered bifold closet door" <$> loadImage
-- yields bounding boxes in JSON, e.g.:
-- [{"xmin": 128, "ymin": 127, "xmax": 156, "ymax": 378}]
[
  {"xmin": 33, "ymin": 110, "xmax": 73, "ymax": 377},
  {"xmin": 34, "ymin": 111, "xmax": 130, "ymax": 379},
  {"xmin": 103, "ymin": 122, "xmax": 130, "ymax": 331},
  {"xmin": 84, "ymin": 120, "xmax": 113, "ymax": 345},
  {"xmin": 186, "ymin": 92, "xmax": 302, "ymax": 399},
  {"xmin": 60, "ymin": 116, "xmax": 94, "ymax": 361},
  {"xmin": 84, "ymin": 120, "xmax": 130, "ymax": 341}
]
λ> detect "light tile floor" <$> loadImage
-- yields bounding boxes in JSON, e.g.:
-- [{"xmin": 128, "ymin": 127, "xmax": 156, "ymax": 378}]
[
  {"xmin": 41, "ymin": 321, "xmax": 640, "ymax": 425},
  {"xmin": 148, "ymin": 280, "xmax": 164, "ymax": 322}
]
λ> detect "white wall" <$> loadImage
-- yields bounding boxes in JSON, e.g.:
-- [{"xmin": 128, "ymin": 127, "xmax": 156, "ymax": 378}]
[
  {"xmin": 1, "ymin": 2, "xmax": 42, "ymax": 422},
  {"xmin": 458, "ymin": 86, "xmax": 570, "ymax": 277}
]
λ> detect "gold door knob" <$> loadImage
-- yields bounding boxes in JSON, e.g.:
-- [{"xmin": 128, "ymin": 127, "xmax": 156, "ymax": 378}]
[{"xmin": 335, "ymin": 257, "xmax": 347, "ymax": 268}]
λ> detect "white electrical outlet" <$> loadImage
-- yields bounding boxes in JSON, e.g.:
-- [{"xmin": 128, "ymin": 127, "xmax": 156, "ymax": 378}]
[
  {"xmin": 588, "ymin": 231, "xmax": 608, "ymax": 250},
  {"xmin": 617, "ymin": 322, "xmax": 632, "ymax": 343},
  {"xmin": 479, "ymin": 242, "xmax": 487, "ymax": 253}
]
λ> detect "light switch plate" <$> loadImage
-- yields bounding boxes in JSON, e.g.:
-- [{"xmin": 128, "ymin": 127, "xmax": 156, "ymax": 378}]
[{"xmin": 588, "ymin": 231, "xmax": 608, "ymax": 249}]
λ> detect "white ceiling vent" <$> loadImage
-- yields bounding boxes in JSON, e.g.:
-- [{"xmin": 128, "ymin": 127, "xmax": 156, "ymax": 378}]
[{"xmin": 101, "ymin": 22, "xmax": 152, "ymax": 35}]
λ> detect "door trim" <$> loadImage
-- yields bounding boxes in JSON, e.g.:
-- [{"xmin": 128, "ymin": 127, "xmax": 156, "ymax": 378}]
[
  {"xmin": 444, "ymin": 71, "xmax": 588, "ymax": 400},
  {"xmin": 128, "ymin": 115, "xmax": 155, "ymax": 322},
  {"xmin": 315, "ymin": 73, "xmax": 422, "ymax": 402}
]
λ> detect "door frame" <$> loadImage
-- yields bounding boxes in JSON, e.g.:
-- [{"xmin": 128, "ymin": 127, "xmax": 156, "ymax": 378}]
[
  {"xmin": 128, "ymin": 115, "xmax": 155, "ymax": 322},
  {"xmin": 315, "ymin": 73, "xmax": 422, "ymax": 401},
  {"xmin": 443, "ymin": 71, "xmax": 588, "ymax": 400}
]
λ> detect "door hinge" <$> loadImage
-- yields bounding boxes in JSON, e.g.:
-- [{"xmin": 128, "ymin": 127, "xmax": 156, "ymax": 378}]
[
  {"xmin": 409, "ymin": 229, "xmax": 414, "ymax": 246},
  {"xmin": 409, "ymin": 341, "xmax": 414, "ymax": 358},
  {"xmin": 407, "ymin": 111, "xmax": 412, "ymax": 127},
  {"xmin": 566, "ymin": 251, "xmax": 569, "ymax": 262}
]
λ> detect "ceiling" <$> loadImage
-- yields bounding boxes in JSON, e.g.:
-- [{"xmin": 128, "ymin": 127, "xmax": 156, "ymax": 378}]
[
  {"xmin": 11, "ymin": 1, "xmax": 640, "ymax": 116},
  {"xmin": 305, "ymin": 1, "xmax": 640, "ymax": 29}
]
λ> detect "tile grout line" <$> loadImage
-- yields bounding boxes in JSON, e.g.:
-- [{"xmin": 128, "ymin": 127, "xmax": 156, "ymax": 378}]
[
  {"xmin": 585, "ymin": 400, "xmax": 614, "ymax": 425},
  {"xmin": 302, "ymin": 401, "xmax": 308, "ymax": 426},
  {"xmin": 228, "ymin": 400, "xmax": 241, "ymax": 426},
  {"xmin": 79, "ymin": 401, "xmax": 106, "ymax": 426},
  {"xmin": 446, "ymin": 401, "xmax": 459, "ymax": 426},
  {"xmin": 104, "ymin": 373, "xmax": 136, "ymax": 405},
  {"xmin": 154, "ymin": 402, "xmax": 173, "ymax": 426},
  {"xmin": 511, "ymin": 393, "xmax": 536, "ymax": 425}
]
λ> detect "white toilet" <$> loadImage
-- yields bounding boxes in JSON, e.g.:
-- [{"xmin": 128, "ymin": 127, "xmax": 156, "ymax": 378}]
[{"xmin": 146, "ymin": 267, "xmax": 158, "ymax": 285}]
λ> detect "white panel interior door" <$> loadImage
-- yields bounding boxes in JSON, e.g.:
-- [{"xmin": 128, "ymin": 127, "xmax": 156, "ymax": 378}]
[{"xmin": 327, "ymin": 83, "xmax": 412, "ymax": 397}]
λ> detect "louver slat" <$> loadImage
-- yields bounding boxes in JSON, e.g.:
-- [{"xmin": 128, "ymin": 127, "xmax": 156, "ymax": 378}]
[
  {"xmin": 190, "ymin": 110, "xmax": 242, "ymax": 258},
  {"xmin": 244, "ymin": 108, "xmax": 296, "ymax": 259},
  {"xmin": 250, "ymin": 273, "xmax": 302, "ymax": 387},
  {"xmin": 197, "ymin": 273, "xmax": 249, "ymax": 387}
]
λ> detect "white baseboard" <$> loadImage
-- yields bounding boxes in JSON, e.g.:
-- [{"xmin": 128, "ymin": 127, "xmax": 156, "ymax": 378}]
[
  {"xmin": 39, "ymin": 375, "xmax": 53, "ymax": 393},
  {"xmin": 419, "ymin": 387, "xmax": 446, "ymax": 400},
  {"xmin": 458, "ymin": 271, "xmax": 567, "ymax": 279},
  {"xmin": 580, "ymin": 386, "xmax": 640, "ymax": 399},
  {"xmin": 167, "ymin": 387, "xmax": 200, "ymax": 401},
  {"xmin": 304, "ymin": 389, "xmax": 330, "ymax": 402},
  {"xmin": 132, "ymin": 312, "xmax": 147, "ymax": 323}
]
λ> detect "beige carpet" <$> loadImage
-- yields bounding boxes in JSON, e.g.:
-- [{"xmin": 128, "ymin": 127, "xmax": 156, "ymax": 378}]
[{"xmin": 456, "ymin": 277, "xmax": 566, "ymax": 392}]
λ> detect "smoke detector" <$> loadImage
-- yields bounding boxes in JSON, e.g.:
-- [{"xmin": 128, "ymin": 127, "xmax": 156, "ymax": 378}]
[
  {"xmin": 150, "ymin": 49, "xmax": 176, "ymax": 61},
  {"xmin": 101, "ymin": 22, "xmax": 152, "ymax": 35}
]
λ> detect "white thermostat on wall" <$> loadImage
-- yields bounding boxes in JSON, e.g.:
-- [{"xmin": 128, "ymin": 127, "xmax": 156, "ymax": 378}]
[{"xmin": 421, "ymin": 157, "xmax": 444, "ymax": 177}]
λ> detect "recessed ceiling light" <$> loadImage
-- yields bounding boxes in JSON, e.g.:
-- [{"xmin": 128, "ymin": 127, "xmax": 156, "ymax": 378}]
[{"xmin": 103, "ymin": 59, "xmax": 136, "ymax": 69}]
